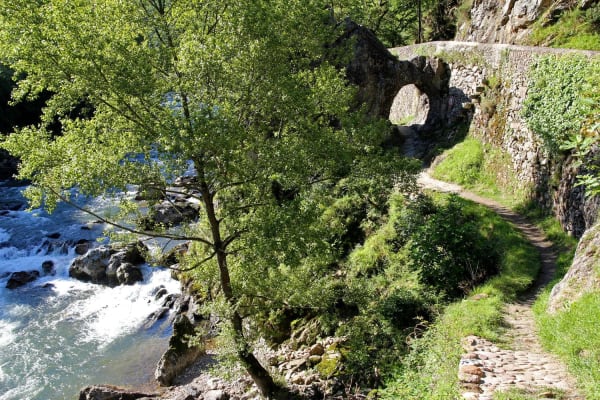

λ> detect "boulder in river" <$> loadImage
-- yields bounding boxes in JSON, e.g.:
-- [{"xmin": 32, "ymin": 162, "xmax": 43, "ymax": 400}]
[
  {"xmin": 69, "ymin": 242, "xmax": 148, "ymax": 286},
  {"xmin": 42, "ymin": 260, "xmax": 55, "ymax": 275},
  {"xmin": 6, "ymin": 270, "xmax": 40, "ymax": 289},
  {"xmin": 116, "ymin": 262, "xmax": 144, "ymax": 285}
]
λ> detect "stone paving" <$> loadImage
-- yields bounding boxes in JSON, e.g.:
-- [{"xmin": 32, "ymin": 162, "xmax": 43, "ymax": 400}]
[{"xmin": 458, "ymin": 304, "xmax": 582, "ymax": 399}]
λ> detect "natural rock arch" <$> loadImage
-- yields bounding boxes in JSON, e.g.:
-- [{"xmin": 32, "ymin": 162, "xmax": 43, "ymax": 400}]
[{"xmin": 338, "ymin": 20, "xmax": 451, "ymax": 130}]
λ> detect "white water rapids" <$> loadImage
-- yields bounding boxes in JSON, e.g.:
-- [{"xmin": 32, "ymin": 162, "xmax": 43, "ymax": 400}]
[{"xmin": 0, "ymin": 181, "xmax": 181, "ymax": 400}]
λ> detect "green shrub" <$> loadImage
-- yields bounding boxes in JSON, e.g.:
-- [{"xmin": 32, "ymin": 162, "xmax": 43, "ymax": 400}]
[
  {"xmin": 522, "ymin": 55, "xmax": 598, "ymax": 152},
  {"xmin": 406, "ymin": 194, "xmax": 500, "ymax": 298}
]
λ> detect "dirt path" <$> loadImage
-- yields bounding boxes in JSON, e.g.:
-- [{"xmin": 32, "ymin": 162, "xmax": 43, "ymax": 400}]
[{"xmin": 417, "ymin": 172, "xmax": 583, "ymax": 400}]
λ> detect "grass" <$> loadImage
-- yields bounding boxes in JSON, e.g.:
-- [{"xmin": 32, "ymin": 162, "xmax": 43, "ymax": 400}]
[
  {"xmin": 528, "ymin": 7, "xmax": 600, "ymax": 51},
  {"xmin": 432, "ymin": 137, "xmax": 531, "ymax": 207},
  {"xmin": 430, "ymin": 135, "xmax": 600, "ymax": 399},
  {"xmin": 493, "ymin": 387, "xmax": 568, "ymax": 400},
  {"xmin": 381, "ymin": 195, "xmax": 540, "ymax": 399},
  {"xmin": 533, "ymin": 292, "xmax": 600, "ymax": 399}
]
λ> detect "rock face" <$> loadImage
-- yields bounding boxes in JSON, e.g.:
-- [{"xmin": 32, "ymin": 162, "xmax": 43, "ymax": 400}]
[
  {"xmin": 78, "ymin": 385, "xmax": 157, "ymax": 400},
  {"xmin": 69, "ymin": 242, "xmax": 147, "ymax": 286},
  {"xmin": 455, "ymin": 0, "xmax": 595, "ymax": 45},
  {"xmin": 548, "ymin": 221, "xmax": 600, "ymax": 313},
  {"xmin": 155, "ymin": 314, "xmax": 204, "ymax": 386}
]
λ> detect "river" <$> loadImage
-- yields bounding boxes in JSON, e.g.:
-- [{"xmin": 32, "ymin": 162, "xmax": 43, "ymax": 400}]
[{"xmin": 0, "ymin": 180, "xmax": 180, "ymax": 400}]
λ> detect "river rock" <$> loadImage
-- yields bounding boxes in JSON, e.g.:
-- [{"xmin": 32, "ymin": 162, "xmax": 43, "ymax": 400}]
[
  {"xmin": 75, "ymin": 240, "xmax": 91, "ymax": 255},
  {"xmin": 116, "ymin": 262, "xmax": 143, "ymax": 285},
  {"xmin": 6, "ymin": 270, "xmax": 40, "ymax": 289},
  {"xmin": 69, "ymin": 246, "xmax": 112, "ymax": 283},
  {"xmin": 42, "ymin": 260, "xmax": 55, "ymax": 275},
  {"xmin": 155, "ymin": 314, "xmax": 204, "ymax": 386},
  {"xmin": 140, "ymin": 200, "xmax": 199, "ymax": 230},
  {"xmin": 78, "ymin": 385, "xmax": 157, "ymax": 400},
  {"xmin": 69, "ymin": 242, "xmax": 148, "ymax": 286},
  {"xmin": 143, "ymin": 307, "xmax": 171, "ymax": 329}
]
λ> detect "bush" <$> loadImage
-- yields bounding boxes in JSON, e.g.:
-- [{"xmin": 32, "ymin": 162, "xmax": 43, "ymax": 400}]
[
  {"xmin": 401, "ymin": 194, "xmax": 500, "ymax": 298},
  {"xmin": 327, "ymin": 192, "xmax": 502, "ymax": 383}
]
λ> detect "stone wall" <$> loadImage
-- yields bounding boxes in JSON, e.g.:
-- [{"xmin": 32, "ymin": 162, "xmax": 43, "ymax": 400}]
[{"xmin": 390, "ymin": 41, "xmax": 600, "ymax": 236}]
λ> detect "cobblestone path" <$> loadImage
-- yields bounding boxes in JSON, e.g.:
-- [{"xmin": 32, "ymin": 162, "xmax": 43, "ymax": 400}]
[{"xmin": 417, "ymin": 172, "xmax": 583, "ymax": 400}]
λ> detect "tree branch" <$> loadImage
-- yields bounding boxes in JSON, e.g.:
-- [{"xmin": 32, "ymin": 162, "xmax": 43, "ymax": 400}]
[
  {"xmin": 47, "ymin": 186, "xmax": 214, "ymax": 247},
  {"xmin": 166, "ymin": 251, "xmax": 216, "ymax": 272}
]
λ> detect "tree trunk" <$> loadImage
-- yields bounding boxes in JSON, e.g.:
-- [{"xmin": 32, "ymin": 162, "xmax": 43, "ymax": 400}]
[
  {"xmin": 196, "ymin": 167, "xmax": 286, "ymax": 399},
  {"xmin": 417, "ymin": 0, "xmax": 423, "ymax": 43}
]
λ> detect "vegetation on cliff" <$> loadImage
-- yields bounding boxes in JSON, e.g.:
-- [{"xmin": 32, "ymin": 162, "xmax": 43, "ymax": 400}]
[
  {"xmin": 528, "ymin": 4, "xmax": 600, "ymax": 51},
  {"xmin": 523, "ymin": 54, "xmax": 600, "ymax": 196}
]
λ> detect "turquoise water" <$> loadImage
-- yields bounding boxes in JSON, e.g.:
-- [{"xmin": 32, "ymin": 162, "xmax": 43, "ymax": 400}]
[{"xmin": 0, "ymin": 182, "xmax": 180, "ymax": 399}]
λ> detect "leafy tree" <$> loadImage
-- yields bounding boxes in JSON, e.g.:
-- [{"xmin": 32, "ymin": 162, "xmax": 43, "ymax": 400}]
[
  {"xmin": 331, "ymin": 0, "xmax": 457, "ymax": 47},
  {"xmin": 0, "ymin": 0, "xmax": 416, "ymax": 396}
]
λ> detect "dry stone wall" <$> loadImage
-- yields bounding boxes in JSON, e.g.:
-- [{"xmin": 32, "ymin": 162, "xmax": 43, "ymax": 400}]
[{"xmin": 390, "ymin": 41, "xmax": 600, "ymax": 236}]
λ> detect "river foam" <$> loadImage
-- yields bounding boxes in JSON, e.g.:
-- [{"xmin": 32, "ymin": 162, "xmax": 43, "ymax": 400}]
[{"xmin": 0, "ymin": 182, "xmax": 181, "ymax": 399}]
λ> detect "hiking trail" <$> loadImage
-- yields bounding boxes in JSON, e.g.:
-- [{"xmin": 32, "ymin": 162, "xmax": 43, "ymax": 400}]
[{"xmin": 417, "ymin": 172, "xmax": 583, "ymax": 400}]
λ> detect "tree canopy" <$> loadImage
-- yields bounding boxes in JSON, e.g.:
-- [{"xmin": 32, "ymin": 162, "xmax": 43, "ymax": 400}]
[{"xmin": 0, "ymin": 0, "xmax": 418, "ymax": 396}]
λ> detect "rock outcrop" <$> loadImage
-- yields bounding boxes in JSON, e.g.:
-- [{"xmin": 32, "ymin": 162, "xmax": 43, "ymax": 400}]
[
  {"xmin": 548, "ymin": 221, "xmax": 600, "ymax": 313},
  {"xmin": 69, "ymin": 242, "xmax": 147, "ymax": 286},
  {"xmin": 155, "ymin": 314, "xmax": 204, "ymax": 386},
  {"xmin": 455, "ymin": 0, "xmax": 597, "ymax": 45},
  {"xmin": 78, "ymin": 385, "xmax": 157, "ymax": 400}
]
